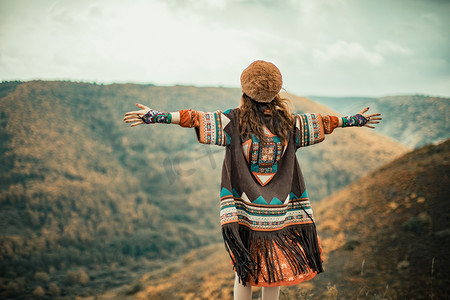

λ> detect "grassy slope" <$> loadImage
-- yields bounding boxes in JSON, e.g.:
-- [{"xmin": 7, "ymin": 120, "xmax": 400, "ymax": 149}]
[
  {"xmin": 313, "ymin": 139, "xmax": 450, "ymax": 299},
  {"xmin": 92, "ymin": 243, "xmax": 320, "ymax": 300}
]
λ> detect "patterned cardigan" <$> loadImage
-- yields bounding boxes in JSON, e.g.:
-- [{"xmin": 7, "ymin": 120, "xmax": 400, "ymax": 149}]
[{"xmin": 178, "ymin": 108, "xmax": 339, "ymax": 287}]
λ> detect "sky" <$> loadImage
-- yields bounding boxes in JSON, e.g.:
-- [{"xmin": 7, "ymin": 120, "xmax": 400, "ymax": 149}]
[{"xmin": 1, "ymin": 0, "xmax": 449, "ymax": 97}]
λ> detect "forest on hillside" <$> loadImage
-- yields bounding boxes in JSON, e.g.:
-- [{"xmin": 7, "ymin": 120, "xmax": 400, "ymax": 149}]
[
  {"xmin": 0, "ymin": 81, "xmax": 414, "ymax": 298},
  {"xmin": 308, "ymin": 94, "xmax": 450, "ymax": 148},
  {"xmin": 0, "ymin": 81, "xmax": 233, "ymax": 298}
]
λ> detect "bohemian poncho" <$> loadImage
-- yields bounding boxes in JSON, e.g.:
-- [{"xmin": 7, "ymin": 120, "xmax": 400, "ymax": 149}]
[{"xmin": 178, "ymin": 107, "xmax": 339, "ymax": 287}]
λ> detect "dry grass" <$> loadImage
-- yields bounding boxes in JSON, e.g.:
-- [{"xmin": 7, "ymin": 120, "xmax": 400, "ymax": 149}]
[{"xmin": 313, "ymin": 140, "xmax": 450, "ymax": 299}]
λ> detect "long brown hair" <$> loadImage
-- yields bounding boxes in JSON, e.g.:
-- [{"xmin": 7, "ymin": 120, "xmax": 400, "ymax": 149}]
[{"xmin": 239, "ymin": 93, "xmax": 295, "ymax": 146}]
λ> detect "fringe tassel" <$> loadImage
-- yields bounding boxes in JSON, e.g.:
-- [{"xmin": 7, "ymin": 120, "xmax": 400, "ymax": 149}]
[
  {"xmin": 221, "ymin": 222, "xmax": 257, "ymax": 286},
  {"xmin": 222, "ymin": 222, "xmax": 323, "ymax": 286}
]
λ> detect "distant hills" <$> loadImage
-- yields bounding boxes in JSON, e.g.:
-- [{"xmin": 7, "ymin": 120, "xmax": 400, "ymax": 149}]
[
  {"xmin": 101, "ymin": 139, "xmax": 450, "ymax": 300},
  {"xmin": 308, "ymin": 95, "xmax": 450, "ymax": 149},
  {"xmin": 0, "ymin": 80, "xmax": 431, "ymax": 298}
]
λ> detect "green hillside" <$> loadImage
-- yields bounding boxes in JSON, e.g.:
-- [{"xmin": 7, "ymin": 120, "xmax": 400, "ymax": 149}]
[
  {"xmin": 0, "ymin": 81, "xmax": 406, "ymax": 298},
  {"xmin": 308, "ymin": 94, "xmax": 450, "ymax": 148}
]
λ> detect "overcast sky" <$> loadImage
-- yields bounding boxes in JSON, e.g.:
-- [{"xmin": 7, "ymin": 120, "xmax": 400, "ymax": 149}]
[{"xmin": 1, "ymin": 0, "xmax": 449, "ymax": 97}]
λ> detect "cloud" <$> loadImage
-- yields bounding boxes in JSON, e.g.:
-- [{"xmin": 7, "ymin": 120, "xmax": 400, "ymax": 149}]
[
  {"xmin": 49, "ymin": 2, "xmax": 77, "ymax": 26},
  {"xmin": 0, "ymin": 0, "xmax": 449, "ymax": 96},
  {"xmin": 313, "ymin": 40, "xmax": 384, "ymax": 66},
  {"xmin": 375, "ymin": 40, "xmax": 413, "ymax": 56}
]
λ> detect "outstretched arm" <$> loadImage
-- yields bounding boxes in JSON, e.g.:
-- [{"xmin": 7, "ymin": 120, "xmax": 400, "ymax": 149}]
[
  {"xmin": 123, "ymin": 104, "xmax": 180, "ymax": 127},
  {"xmin": 295, "ymin": 107, "xmax": 382, "ymax": 148},
  {"xmin": 339, "ymin": 107, "xmax": 382, "ymax": 129},
  {"xmin": 124, "ymin": 104, "xmax": 232, "ymax": 146}
]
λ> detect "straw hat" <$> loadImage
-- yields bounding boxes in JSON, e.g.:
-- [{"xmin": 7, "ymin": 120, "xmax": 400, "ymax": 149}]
[{"xmin": 240, "ymin": 60, "xmax": 282, "ymax": 103}]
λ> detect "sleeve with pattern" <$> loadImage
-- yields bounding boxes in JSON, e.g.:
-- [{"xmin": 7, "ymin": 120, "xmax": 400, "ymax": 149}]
[
  {"xmin": 294, "ymin": 113, "xmax": 339, "ymax": 148},
  {"xmin": 179, "ymin": 109, "xmax": 232, "ymax": 146}
]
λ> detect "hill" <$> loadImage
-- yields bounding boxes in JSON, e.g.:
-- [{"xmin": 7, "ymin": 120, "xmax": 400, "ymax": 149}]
[
  {"xmin": 100, "ymin": 139, "xmax": 449, "ymax": 300},
  {"xmin": 313, "ymin": 139, "xmax": 450, "ymax": 298},
  {"xmin": 308, "ymin": 94, "xmax": 450, "ymax": 149},
  {"xmin": 0, "ymin": 81, "xmax": 406, "ymax": 298}
]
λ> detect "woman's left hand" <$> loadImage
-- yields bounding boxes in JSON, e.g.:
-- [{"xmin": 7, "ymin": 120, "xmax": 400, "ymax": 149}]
[
  {"xmin": 123, "ymin": 104, "xmax": 151, "ymax": 127},
  {"xmin": 358, "ymin": 107, "xmax": 382, "ymax": 129}
]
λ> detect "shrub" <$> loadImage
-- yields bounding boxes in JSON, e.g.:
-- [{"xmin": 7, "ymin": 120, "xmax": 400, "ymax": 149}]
[
  {"xmin": 326, "ymin": 282, "xmax": 338, "ymax": 299},
  {"xmin": 34, "ymin": 271, "xmax": 50, "ymax": 282},
  {"xmin": 402, "ymin": 212, "xmax": 431, "ymax": 234},
  {"xmin": 65, "ymin": 270, "xmax": 78, "ymax": 284},
  {"xmin": 32, "ymin": 286, "xmax": 45, "ymax": 298},
  {"xmin": 49, "ymin": 282, "xmax": 61, "ymax": 296},
  {"xmin": 6, "ymin": 281, "xmax": 20, "ymax": 296},
  {"xmin": 343, "ymin": 239, "xmax": 360, "ymax": 251},
  {"xmin": 79, "ymin": 269, "xmax": 89, "ymax": 285}
]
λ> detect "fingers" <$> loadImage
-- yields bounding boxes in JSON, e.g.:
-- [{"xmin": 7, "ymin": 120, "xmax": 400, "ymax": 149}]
[
  {"xmin": 124, "ymin": 113, "xmax": 144, "ymax": 120},
  {"xmin": 124, "ymin": 110, "xmax": 139, "ymax": 116},
  {"xmin": 124, "ymin": 116, "xmax": 144, "ymax": 126},
  {"xmin": 365, "ymin": 113, "xmax": 381, "ymax": 118},
  {"xmin": 123, "ymin": 115, "xmax": 138, "ymax": 120},
  {"xmin": 136, "ymin": 103, "xmax": 150, "ymax": 110},
  {"xmin": 130, "ymin": 121, "xmax": 144, "ymax": 127},
  {"xmin": 358, "ymin": 107, "xmax": 370, "ymax": 114},
  {"xmin": 124, "ymin": 104, "xmax": 151, "ymax": 116},
  {"xmin": 364, "ymin": 124, "xmax": 375, "ymax": 129},
  {"xmin": 123, "ymin": 115, "xmax": 143, "ymax": 122},
  {"xmin": 124, "ymin": 109, "xmax": 145, "ymax": 116},
  {"xmin": 124, "ymin": 117, "xmax": 143, "ymax": 123}
]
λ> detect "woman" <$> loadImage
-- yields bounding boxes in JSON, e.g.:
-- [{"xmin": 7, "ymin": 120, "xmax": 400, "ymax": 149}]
[{"xmin": 123, "ymin": 60, "xmax": 381, "ymax": 300}]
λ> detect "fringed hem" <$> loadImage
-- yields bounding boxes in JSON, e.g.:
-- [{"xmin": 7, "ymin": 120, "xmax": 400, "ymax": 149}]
[
  {"xmin": 247, "ymin": 271, "xmax": 317, "ymax": 287},
  {"xmin": 222, "ymin": 222, "xmax": 323, "ymax": 287}
]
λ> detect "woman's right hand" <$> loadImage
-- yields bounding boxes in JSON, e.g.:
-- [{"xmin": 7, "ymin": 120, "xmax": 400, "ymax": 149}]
[{"xmin": 123, "ymin": 103, "xmax": 151, "ymax": 127}]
